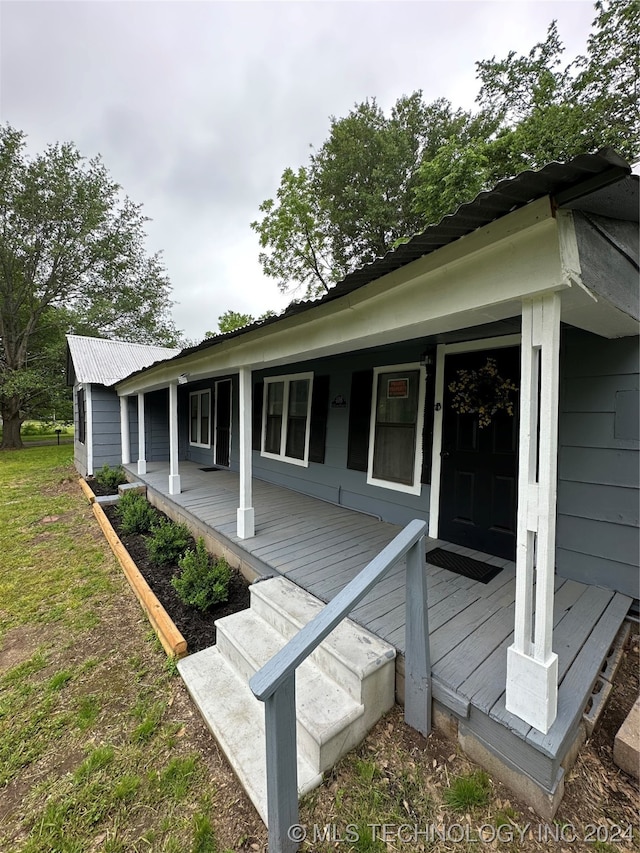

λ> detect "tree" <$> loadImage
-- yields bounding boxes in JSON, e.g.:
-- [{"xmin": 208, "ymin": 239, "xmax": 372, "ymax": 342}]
[
  {"xmin": 251, "ymin": 166, "xmax": 336, "ymax": 298},
  {"xmin": 0, "ymin": 125, "xmax": 179, "ymax": 449},
  {"xmin": 252, "ymin": 96, "xmax": 470, "ymax": 297},
  {"xmin": 216, "ymin": 310, "xmax": 255, "ymax": 333},
  {"xmin": 253, "ymin": 0, "xmax": 638, "ymax": 296}
]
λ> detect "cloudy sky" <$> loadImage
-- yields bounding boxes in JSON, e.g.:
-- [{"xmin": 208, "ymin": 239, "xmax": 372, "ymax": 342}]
[{"xmin": 1, "ymin": 1, "xmax": 596, "ymax": 342}]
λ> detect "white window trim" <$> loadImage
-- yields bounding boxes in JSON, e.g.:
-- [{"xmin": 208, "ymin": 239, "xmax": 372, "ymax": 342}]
[
  {"xmin": 366, "ymin": 362, "xmax": 426, "ymax": 496},
  {"xmin": 261, "ymin": 372, "xmax": 314, "ymax": 467},
  {"xmin": 189, "ymin": 389, "xmax": 211, "ymax": 448}
]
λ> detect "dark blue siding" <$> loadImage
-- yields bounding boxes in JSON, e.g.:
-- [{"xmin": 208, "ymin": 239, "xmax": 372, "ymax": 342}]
[
  {"xmin": 251, "ymin": 342, "xmax": 432, "ymax": 526},
  {"xmin": 557, "ymin": 329, "xmax": 639, "ymax": 598},
  {"xmin": 91, "ymin": 385, "xmax": 123, "ymax": 471}
]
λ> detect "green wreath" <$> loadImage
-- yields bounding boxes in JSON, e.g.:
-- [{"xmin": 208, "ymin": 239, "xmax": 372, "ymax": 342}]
[{"xmin": 448, "ymin": 357, "xmax": 518, "ymax": 428}]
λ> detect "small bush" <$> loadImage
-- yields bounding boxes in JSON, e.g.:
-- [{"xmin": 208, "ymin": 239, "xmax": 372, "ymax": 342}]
[
  {"xmin": 116, "ymin": 491, "xmax": 158, "ymax": 535},
  {"xmin": 171, "ymin": 538, "xmax": 231, "ymax": 611},
  {"xmin": 146, "ymin": 518, "xmax": 191, "ymax": 567},
  {"xmin": 94, "ymin": 464, "xmax": 127, "ymax": 490}
]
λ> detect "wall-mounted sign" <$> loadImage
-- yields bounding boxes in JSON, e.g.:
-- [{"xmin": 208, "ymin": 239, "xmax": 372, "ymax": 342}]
[
  {"xmin": 331, "ymin": 394, "xmax": 347, "ymax": 409},
  {"xmin": 387, "ymin": 378, "xmax": 409, "ymax": 399}
]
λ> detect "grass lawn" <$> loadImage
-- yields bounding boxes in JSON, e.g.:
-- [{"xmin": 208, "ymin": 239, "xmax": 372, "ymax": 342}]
[
  {"xmin": 0, "ymin": 447, "xmax": 637, "ymax": 853},
  {"xmin": 0, "ymin": 446, "xmax": 265, "ymax": 852}
]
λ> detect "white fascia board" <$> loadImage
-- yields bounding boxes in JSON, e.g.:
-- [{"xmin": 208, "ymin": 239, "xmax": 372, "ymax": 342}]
[{"xmin": 116, "ymin": 199, "xmax": 564, "ymax": 396}]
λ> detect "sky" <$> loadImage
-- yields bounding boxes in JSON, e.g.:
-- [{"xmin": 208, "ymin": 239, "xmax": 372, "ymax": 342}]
[{"xmin": 1, "ymin": 1, "xmax": 597, "ymax": 343}]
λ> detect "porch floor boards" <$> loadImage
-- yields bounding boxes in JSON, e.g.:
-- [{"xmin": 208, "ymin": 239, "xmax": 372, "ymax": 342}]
[{"xmin": 126, "ymin": 461, "xmax": 631, "ymax": 766}]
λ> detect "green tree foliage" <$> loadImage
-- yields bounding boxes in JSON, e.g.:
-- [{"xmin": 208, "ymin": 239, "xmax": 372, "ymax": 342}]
[
  {"xmin": 251, "ymin": 166, "xmax": 335, "ymax": 297},
  {"xmin": 252, "ymin": 0, "xmax": 638, "ymax": 297},
  {"xmin": 216, "ymin": 310, "xmax": 256, "ymax": 333},
  {"xmin": 0, "ymin": 125, "xmax": 180, "ymax": 449}
]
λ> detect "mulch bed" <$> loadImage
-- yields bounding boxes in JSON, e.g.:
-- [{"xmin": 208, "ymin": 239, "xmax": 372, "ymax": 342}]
[{"xmin": 102, "ymin": 502, "xmax": 250, "ymax": 653}]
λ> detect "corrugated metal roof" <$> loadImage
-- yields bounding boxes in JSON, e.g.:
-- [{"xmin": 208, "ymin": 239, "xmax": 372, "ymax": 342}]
[
  {"xmin": 119, "ymin": 147, "xmax": 634, "ymax": 385},
  {"xmin": 66, "ymin": 335, "xmax": 180, "ymax": 386},
  {"xmin": 176, "ymin": 149, "xmax": 632, "ymax": 355}
]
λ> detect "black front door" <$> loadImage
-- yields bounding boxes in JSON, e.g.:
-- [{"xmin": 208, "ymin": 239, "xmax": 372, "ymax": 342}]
[
  {"xmin": 439, "ymin": 346, "xmax": 520, "ymax": 561},
  {"xmin": 214, "ymin": 380, "xmax": 231, "ymax": 468}
]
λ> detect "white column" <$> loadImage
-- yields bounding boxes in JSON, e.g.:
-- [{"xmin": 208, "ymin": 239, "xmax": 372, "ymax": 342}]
[
  {"xmin": 137, "ymin": 392, "xmax": 146, "ymax": 476},
  {"xmin": 120, "ymin": 396, "xmax": 130, "ymax": 465},
  {"xmin": 506, "ymin": 292, "xmax": 561, "ymax": 734},
  {"xmin": 237, "ymin": 367, "xmax": 255, "ymax": 538},
  {"xmin": 168, "ymin": 380, "xmax": 181, "ymax": 495}
]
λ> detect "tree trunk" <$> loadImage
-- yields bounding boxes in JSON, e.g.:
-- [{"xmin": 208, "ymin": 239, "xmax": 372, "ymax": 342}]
[{"xmin": 1, "ymin": 398, "xmax": 24, "ymax": 449}]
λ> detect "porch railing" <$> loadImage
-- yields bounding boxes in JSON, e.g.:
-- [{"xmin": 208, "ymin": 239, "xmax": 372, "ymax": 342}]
[{"xmin": 249, "ymin": 518, "xmax": 431, "ymax": 853}]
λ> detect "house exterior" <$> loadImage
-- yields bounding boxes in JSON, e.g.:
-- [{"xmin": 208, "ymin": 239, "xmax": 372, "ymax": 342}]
[
  {"xmin": 72, "ymin": 150, "xmax": 638, "ymax": 744},
  {"xmin": 65, "ymin": 334, "xmax": 180, "ymax": 477}
]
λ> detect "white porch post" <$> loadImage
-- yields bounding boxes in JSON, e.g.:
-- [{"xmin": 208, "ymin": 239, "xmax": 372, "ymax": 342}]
[
  {"xmin": 137, "ymin": 392, "xmax": 147, "ymax": 476},
  {"xmin": 506, "ymin": 292, "xmax": 561, "ymax": 733},
  {"xmin": 168, "ymin": 380, "xmax": 181, "ymax": 495},
  {"xmin": 237, "ymin": 367, "xmax": 255, "ymax": 539},
  {"xmin": 120, "ymin": 396, "xmax": 130, "ymax": 465}
]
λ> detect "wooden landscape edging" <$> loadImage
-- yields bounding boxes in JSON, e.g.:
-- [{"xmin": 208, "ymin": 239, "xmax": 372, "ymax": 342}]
[{"xmin": 79, "ymin": 478, "xmax": 188, "ymax": 659}]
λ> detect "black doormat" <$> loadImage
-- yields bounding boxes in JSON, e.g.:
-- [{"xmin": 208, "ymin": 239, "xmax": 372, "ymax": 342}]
[
  {"xmin": 199, "ymin": 466, "xmax": 221, "ymax": 472},
  {"xmin": 426, "ymin": 547, "xmax": 503, "ymax": 584}
]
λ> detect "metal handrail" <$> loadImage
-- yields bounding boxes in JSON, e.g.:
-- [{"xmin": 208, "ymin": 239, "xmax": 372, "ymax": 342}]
[{"xmin": 249, "ymin": 518, "xmax": 431, "ymax": 853}]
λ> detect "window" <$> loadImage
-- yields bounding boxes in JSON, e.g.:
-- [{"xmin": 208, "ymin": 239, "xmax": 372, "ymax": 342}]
[
  {"xmin": 77, "ymin": 388, "xmax": 86, "ymax": 445},
  {"xmin": 262, "ymin": 373, "xmax": 313, "ymax": 466},
  {"xmin": 367, "ymin": 364, "xmax": 426, "ymax": 495},
  {"xmin": 189, "ymin": 390, "xmax": 211, "ymax": 447}
]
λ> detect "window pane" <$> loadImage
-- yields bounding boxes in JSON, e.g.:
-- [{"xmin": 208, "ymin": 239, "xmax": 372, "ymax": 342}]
[
  {"xmin": 265, "ymin": 382, "xmax": 284, "ymax": 454},
  {"xmin": 372, "ymin": 370, "xmax": 420, "ymax": 485},
  {"xmin": 200, "ymin": 392, "xmax": 210, "ymax": 445},
  {"xmin": 267, "ymin": 382, "xmax": 284, "ymax": 415},
  {"xmin": 190, "ymin": 395, "xmax": 199, "ymax": 443},
  {"xmin": 288, "ymin": 380, "xmax": 309, "ymax": 416},
  {"xmin": 376, "ymin": 371, "xmax": 419, "ymax": 424},
  {"xmin": 285, "ymin": 379, "xmax": 309, "ymax": 459},
  {"xmin": 372, "ymin": 424, "xmax": 416, "ymax": 484}
]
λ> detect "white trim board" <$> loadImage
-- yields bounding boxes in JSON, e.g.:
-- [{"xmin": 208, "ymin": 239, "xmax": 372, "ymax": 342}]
[{"xmin": 428, "ymin": 333, "xmax": 521, "ymax": 539}]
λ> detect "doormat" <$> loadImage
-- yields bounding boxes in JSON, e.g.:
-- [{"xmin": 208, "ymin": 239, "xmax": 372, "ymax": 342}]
[
  {"xmin": 426, "ymin": 548, "xmax": 503, "ymax": 584},
  {"xmin": 199, "ymin": 467, "xmax": 221, "ymax": 472}
]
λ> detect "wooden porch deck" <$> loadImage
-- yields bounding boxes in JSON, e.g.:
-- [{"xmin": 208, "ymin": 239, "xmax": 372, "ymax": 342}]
[{"xmin": 125, "ymin": 461, "xmax": 631, "ymax": 798}]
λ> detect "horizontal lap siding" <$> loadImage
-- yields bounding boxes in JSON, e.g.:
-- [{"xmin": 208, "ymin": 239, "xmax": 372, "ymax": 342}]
[
  {"xmin": 91, "ymin": 386, "xmax": 123, "ymax": 470},
  {"xmin": 252, "ymin": 344, "xmax": 432, "ymax": 527},
  {"xmin": 146, "ymin": 390, "xmax": 170, "ymax": 462},
  {"xmin": 557, "ymin": 329, "xmax": 639, "ymax": 598}
]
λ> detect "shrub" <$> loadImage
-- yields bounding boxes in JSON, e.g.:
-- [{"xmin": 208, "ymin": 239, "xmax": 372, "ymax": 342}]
[
  {"xmin": 116, "ymin": 491, "xmax": 158, "ymax": 535},
  {"xmin": 171, "ymin": 539, "xmax": 231, "ymax": 611},
  {"xmin": 146, "ymin": 518, "xmax": 191, "ymax": 567},
  {"xmin": 94, "ymin": 464, "xmax": 127, "ymax": 490}
]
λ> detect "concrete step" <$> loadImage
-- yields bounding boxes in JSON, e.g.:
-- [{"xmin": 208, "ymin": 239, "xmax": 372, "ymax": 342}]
[
  {"xmin": 178, "ymin": 577, "xmax": 397, "ymax": 826},
  {"xmin": 216, "ymin": 608, "xmax": 365, "ymax": 770},
  {"xmin": 178, "ymin": 645, "xmax": 322, "ymax": 824},
  {"xmin": 250, "ymin": 576, "xmax": 396, "ymax": 708}
]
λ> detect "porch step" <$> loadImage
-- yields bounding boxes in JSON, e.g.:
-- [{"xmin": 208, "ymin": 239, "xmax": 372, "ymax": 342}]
[
  {"xmin": 216, "ymin": 609, "xmax": 366, "ymax": 771},
  {"xmin": 250, "ymin": 576, "xmax": 397, "ymax": 707},
  {"xmin": 177, "ymin": 645, "xmax": 322, "ymax": 823},
  {"xmin": 178, "ymin": 577, "xmax": 396, "ymax": 824}
]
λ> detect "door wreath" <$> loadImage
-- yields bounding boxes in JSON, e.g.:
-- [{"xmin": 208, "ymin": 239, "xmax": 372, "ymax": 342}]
[{"xmin": 448, "ymin": 357, "xmax": 518, "ymax": 428}]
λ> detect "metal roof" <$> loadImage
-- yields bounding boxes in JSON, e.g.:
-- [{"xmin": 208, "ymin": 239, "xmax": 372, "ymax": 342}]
[
  {"xmin": 118, "ymin": 147, "xmax": 634, "ymax": 386},
  {"xmin": 66, "ymin": 335, "xmax": 181, "ymax": 386}
]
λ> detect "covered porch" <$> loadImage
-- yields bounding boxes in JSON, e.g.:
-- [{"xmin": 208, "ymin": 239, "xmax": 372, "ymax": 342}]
[{"xmin": 125, "ymin": 458, "xmax": 632, "ymax": 813}]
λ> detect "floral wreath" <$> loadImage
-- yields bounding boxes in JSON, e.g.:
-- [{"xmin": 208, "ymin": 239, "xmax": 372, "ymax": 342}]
[{"xmin": 448, "ymin": 357, "xmax": 518, "ymax": 428}]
